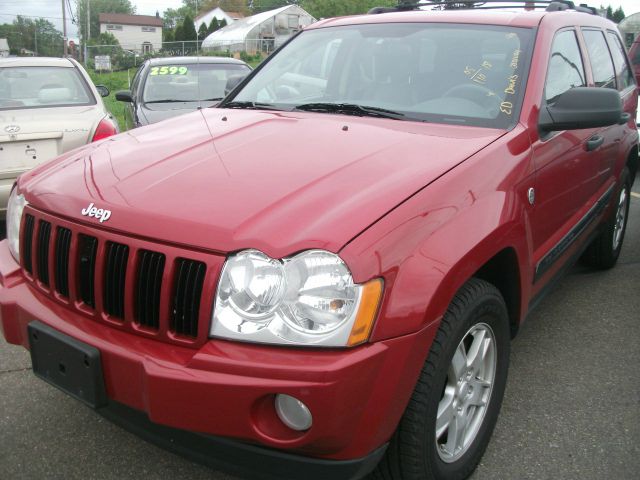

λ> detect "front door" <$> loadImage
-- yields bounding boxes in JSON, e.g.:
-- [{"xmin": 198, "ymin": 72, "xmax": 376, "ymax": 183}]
[{"xmin": 530, "ymin": 28, "xmax": 603, "ymax": 288}]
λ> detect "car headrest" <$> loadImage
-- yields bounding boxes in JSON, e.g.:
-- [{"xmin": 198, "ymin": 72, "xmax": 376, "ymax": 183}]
[{"xmin": 38, "ymin": 87, "xmax": 72, "ymax": 103}]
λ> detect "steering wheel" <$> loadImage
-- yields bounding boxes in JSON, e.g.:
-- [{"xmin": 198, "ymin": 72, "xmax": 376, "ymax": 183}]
[{"xmin": 443, "ymin": 84, "xmax": 501, "ymax": 112}]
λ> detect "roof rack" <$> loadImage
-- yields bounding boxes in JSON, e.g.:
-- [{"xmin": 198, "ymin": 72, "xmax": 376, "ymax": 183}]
[{"xmin": 368, "ymin": 1, "xmax": 598, "ymax": 15}]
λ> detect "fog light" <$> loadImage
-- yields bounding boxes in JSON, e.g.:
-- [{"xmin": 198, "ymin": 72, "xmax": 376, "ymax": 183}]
[{"xmin": 275, "ymin": 394, "xmax": 312, "ymax": 431}]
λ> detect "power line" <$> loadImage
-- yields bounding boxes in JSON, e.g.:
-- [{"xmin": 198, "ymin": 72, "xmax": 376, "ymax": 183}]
[
  {"xmin": 66, "ymin": 0, "xmax": 78, "ymax": 24},
  {"xmin": 0, "ymin": 13, "xmax": 67, "ymax": 21}
]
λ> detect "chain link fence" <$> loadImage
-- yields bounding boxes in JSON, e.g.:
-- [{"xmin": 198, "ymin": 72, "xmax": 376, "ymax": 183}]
[{"xmin": 86, "ymin": 40, "xmax": 269, "ymax": 72}]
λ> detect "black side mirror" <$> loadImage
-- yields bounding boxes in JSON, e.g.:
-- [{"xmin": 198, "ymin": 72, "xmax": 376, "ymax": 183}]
[
  {"xmin": 115, "ymin": 90, "xmax": 133, "ymax": 103},
  {"xmin": 95, "ymin": 85, "xmax": 110, "ymax": 97},
  {"xmin": 539, "ymin": 87, "xmax": 622, "ymax": 132},
  {"xmin": 225, "ymin": 74, "xmax": 248, "ymax": 96}
]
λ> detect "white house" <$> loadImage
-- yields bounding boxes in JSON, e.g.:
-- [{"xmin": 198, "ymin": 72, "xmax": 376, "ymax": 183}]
[
  {"xmin": 98, "ymin": 13, "xmax": 163, "ymax": 54},
  {"xmin": 195, "ymin": 7, "xmax": 244, "ymax": 31},
  {"xmin": 0, "ymin": 38, "xmax": 9, "ymax": 57},
  {"xmin": 201, "ymin": 5, "xmax": 315, "ymax": 54}
]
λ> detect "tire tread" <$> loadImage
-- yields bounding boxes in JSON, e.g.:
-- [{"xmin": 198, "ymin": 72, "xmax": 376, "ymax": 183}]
[{"xmin": 369, "ymin": 278, "xmax": 509, "ymax": 480}]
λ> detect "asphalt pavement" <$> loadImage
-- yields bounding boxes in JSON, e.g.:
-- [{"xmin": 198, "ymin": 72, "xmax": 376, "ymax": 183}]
[{"xmin": 1, "ymin": 175, "xmax": 639, "ymax": 480}]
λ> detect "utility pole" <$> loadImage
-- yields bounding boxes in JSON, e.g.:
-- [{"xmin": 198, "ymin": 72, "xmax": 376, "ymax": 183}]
[
  {"xmin": 84, "ymin": 0, "xmax": 91, "ymax": 65},
  {"xmin": 62, "ymin": 0, "xmax": 68, "ymax": 57},
  {"xmin": 195, "ymin": 0, "xmax": 199, "ymax": 51},
  {"xmin": 34, "ymin": 27, "xmax": 37, "ymax": 56}
]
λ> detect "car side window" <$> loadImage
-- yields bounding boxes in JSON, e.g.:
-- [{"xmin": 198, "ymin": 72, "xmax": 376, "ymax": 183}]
[
  {"xmin": 545, "ymin": 30, "xmax": 586, "ymax": 104},
  {"xmin": 606, "ymin": 31, "xmax": 635, "ymax": 90},
  {"xmin": 130, "ymin": 66, "xmax": 143, "ymax": 96},
  {"xmin": 582, "ymin": 29, "xmax": 616, "ymax": 89}
]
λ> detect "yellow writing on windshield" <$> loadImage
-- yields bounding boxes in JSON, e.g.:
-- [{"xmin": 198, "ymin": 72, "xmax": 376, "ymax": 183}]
[
  {"xmin": 504, "ymin": 75, "xmax": 519, "ymax": 95},
  {"xmin": 500, "ymin": 101, "xmax": 513, "ymax": 115},
  {"xmin": 510, "ymin": 49, "xmax": 522, "ymax": 70},
  {"xmin": 464, "ymin": 60, "xmax": 492, "ymax": 86},
  {"xmin": 150, "ymin": 66, "xmax": 189, "ymax": 76}
]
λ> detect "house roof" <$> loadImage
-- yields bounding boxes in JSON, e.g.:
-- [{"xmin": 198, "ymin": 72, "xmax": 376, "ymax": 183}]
[
  {"xmin": 195, "ymin": 7, "xmax": 244, "ymax": 27},
  {"xmin": 98, "ymin": 13, "xmax": 163, "ymax": 27}
]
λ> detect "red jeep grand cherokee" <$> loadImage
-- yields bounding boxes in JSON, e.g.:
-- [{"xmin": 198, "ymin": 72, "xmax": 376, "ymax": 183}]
[{"xmin": 1, "ymin": 2, "xmax": 638, "ymax": 480}]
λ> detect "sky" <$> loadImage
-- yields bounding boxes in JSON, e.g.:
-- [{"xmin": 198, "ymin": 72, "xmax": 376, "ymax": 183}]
[{"xmin": 1, "ymin": 0, "xmax": 639, "ymax": 42}]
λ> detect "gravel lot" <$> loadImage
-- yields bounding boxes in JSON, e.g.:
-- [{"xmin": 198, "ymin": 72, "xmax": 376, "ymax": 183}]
[{"xmin": 1, "ymin": 174, "xmax": 639, "ymax": 480}]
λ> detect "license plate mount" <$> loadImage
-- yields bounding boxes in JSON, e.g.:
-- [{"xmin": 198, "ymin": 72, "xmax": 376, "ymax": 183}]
[{"xmin": 28, "ymin": 321, "xmax": 107, "ymax": 409}]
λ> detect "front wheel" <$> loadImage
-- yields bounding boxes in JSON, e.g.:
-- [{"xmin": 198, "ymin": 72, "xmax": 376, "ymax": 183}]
[{"xmin": 372, "ymin": 278, "xmax": 510, "ymax": 480}]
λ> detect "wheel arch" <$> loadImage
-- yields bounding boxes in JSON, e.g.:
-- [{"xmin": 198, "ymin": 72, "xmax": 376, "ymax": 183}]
[{"xmin": 473, "ymin": 247, "xmax": 522, "ymax": 338}]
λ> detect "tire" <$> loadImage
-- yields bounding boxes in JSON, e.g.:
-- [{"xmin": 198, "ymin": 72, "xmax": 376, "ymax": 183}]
[
  {"xmin": 582, "ymin": 168, "xmax": 632, "ymax": 269},
  {"xmin": 371, "ymin": 278, "xmax": 510, "ymax": 480}
]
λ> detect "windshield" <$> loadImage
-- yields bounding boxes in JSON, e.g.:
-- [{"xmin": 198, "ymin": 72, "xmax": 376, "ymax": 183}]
[
  {"xmin": 143, "ymin": 63, "xmax": 251, "ymax": 103},
  {"xmin": 0, "ymin": 66, "xmax": 94, "ymax": 110},
  {"xmin": 228, "ymin": 23, "xmax": 534, "ymax": 128}
]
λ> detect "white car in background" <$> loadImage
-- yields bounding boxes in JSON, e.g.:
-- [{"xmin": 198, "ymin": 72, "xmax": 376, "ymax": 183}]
[{"xmin": 0, "ymin": 57, "xmax": 118, "ymax": 219}]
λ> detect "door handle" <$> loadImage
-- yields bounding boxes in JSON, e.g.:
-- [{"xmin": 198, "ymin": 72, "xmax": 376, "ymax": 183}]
[
  {"xmin": 586, "ymin": 135, "xmax": 604, "ymax": 152},
  {"xmin": 618, "ymin": 112, "xmax": 631, "ymax": 125}
]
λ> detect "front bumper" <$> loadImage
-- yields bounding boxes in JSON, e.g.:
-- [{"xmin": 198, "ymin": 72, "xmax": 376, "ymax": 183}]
[
  {"xmin": 99, "ymin": 400, "xmax": 386, "ymax": 480},
  {"xmin": 0, "ymin": 239, "xmax": 437, "ymax": 478}
]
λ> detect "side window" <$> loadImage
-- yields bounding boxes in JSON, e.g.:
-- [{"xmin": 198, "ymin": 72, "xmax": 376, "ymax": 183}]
[
  {"xmin": 607, "ymin": 32, "xmax": 635, "ymax": 90},
  {"xmin": 545, "ymin": 30, "xmax": 586, "ymax": 104},
  {"xmin": 130, "ymin": 65, "xmax": 143, "ymax": 95},
  {"xmin": 582, "ymin": 29, "xmax": 616, "ymax": 89}
]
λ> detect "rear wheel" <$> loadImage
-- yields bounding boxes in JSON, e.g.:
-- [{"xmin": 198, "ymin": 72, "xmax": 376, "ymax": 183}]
[
  {"xmin": 582, "ymin": 168, "xmax": 631, "ymax": 269},
  {"xmin": 372, "ymin": 278, "xmax": 510, "ymax": 480}
]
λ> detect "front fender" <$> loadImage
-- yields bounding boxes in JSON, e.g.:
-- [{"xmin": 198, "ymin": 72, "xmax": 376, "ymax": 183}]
[{"xmin": 340, "ymin": 126, "xmax": 535, "ymax": 342}]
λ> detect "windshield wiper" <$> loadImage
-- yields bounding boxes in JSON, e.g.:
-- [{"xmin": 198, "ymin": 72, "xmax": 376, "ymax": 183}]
[
  {"xmin": 223, "ymin": 101, "xmax": 282, "ymax": 111},
  {"xmin": 145, "ymin": 99, "xmax": 197, "ymax": 104},
  {"xmin": 294, "ymin": 103, "xmax": 405, "ymax": 120}
]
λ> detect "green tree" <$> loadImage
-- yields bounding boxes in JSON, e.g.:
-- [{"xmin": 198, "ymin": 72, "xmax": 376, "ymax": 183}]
[
  {"xmin": 605, "ymin": 5, "xmax": 614, "ymax": 20},
  {"xmin": 174, "ymin": 25, "xmax": 185, "ymax": 41},
  {"xmin": 198, "ymin": 22, "xmax": 209, "ymax": 39},
  {"xmin": 612, "ymin": 6, "xmax": 625, "ymax": 23},
  {"xmin": 182, "ymin": 14, "xmax": 198, "ymax": 40},
  {"xmin": 219, "ymin": 19, "xmax": 228, "ymax": 29},
  {"xmin": 88, "ymin": 31, "xmax": 121, "ymax": 55},
  {"xmin": 163, "ymin": 8, "xmax": 189, "ymax": 30},
  {"xmin": 217, "ymin": 1, "xmax": 250, "ymax": 16},
  {"xmin": 0, "ymin": 16, "xmax": 64, "ymax": 57},
  {"xmin": 251, "ymin": 1, "xmax": 300, "ymax": 14},
  {"xmin": 208, "ymin": 17, "xmax": 220, "ymax": 34},
  {"xmin": 301, "ymin": 0, "xmax": 395, "ymax": 19},
  {"xmin": 75, "ymin": 0, "xmax": 135, "ymax": 41},
  {"xmin": 34, "ymin": 18, "xmax": 65, "ymax": 56},
  {"xmin": 163, "ymin": 28, "xmax": 175, "ymax": 42}
]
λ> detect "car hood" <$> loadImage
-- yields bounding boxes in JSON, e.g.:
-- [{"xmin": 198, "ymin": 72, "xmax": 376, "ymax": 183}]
[
  {"xmin": 20, "ymin": 108, "xmax": 505, "ymax": 257},
  {"xmin": 140, "ymin": 102, "xmax": 217, "ymax": 125}
]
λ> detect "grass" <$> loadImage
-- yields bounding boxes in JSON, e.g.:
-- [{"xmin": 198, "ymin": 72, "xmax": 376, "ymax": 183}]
[{"xmin": 88, "ymin": 69, "xmax": 132, "ymax": 132}]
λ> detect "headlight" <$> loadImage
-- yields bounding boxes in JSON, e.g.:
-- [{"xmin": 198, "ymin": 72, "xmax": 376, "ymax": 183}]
[
  {"xmin": 6, "ymin": 187, "xmax": 27, "ymax": 262},
  {"xmin": 211, "ymin": 249, "xmax": 383, "ymax": 347}
]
